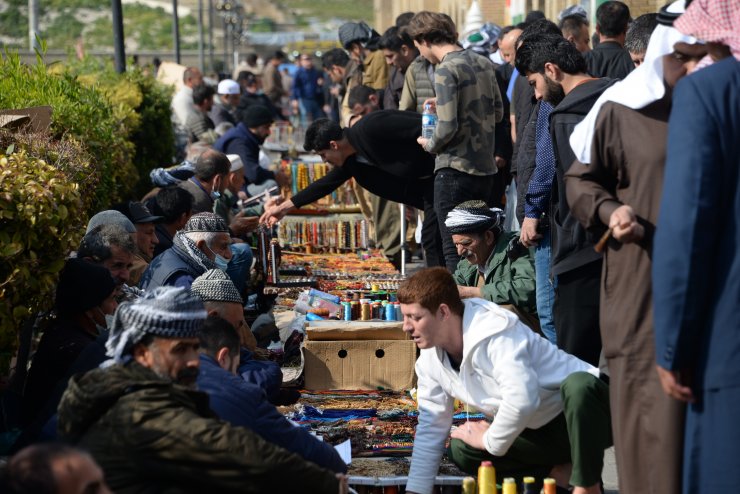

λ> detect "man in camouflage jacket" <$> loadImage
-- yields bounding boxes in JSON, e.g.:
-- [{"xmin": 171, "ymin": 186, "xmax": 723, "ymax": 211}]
[{"xmin": 408, "ymin": 11, "xmax": 504, "ymax": 271}]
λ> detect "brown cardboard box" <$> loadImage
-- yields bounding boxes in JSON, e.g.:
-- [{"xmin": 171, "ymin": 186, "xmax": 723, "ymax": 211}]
[
  {"xmin": 305, "ymin": 321, "xmax": 408, "ymax": 341},
  {"xmin": 303, "ymin": 339, "xmax": 417, "ymax": 390}
]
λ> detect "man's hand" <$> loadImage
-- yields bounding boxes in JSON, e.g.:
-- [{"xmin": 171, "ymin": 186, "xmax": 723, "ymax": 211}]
[
  {"xmin": 494, "ymin": 156, "xmax": 507, "ymax": 170},
  {"xmin": 520, "ymin": 217, "xmax": 542, "ymax": 247},
  {"xmin": 609, "ymin": 205, "xmax": 644, "ymax": 244},
  {"xmin": 336, "ymin": 474, "xmax": 349, "ymax": 494},
  {"xmin": 417, "ymin": 136, "xmax": 430, "ymax": 149},
  {"xmin": 230, "ymin": 212, "xmax": 260, "ymax": 236},
  {"xmin": 260, "ymin": 198, "xmax": 294, "ymax": 227},
  {"xmin": 291, "ymin": 100, "xmax": 299, "ymax": 111},
  {"xmin": 458, "ymin": 285, "xmax": 482, "ymax": 299},
  {"xmin": 422, "ymin": 97, "xmax": 437, "ymax": 112},
  {"xmin": 656, "ymin": 365, "xmax": 695, "ymax": 403},
  {"xmin": 450, "ymin": 420, "xmax": 490, "ymax": 450}
]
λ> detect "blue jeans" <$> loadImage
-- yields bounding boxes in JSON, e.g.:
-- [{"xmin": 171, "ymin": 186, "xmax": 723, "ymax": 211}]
[
  {"xmin": 434, "ymin": 168, "xmax": 496, "ymax": 272},
  {"xmin": 535, "ymin": 229, "xmax": 557, "ymax": 344},
  {"xmin": 226, "ymin": 243, "xmax": 254, "ymax": 296},
  {"xmin": 298, "ymin": 98, "xmax": 325, "ymax": 125}
]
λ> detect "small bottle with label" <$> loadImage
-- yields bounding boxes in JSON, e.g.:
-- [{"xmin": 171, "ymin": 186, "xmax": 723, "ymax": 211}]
[{"xmin": 421, "ymin": 102, "xmax": 437, "ymax": 139}]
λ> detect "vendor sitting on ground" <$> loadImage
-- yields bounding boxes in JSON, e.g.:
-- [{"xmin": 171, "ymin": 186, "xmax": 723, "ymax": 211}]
[
  {"xmin": 399, "ymin": 268, "xmax": 612, "ymax": 494},
  {"xmin": 445, "ymin": 201, "xmax": 537, "ymax": 328}
]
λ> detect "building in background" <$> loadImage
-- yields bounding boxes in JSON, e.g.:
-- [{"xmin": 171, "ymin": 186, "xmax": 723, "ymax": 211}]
[{"xmin": 375, "ymin": 0, "xmax": 664, "ymax": 35}]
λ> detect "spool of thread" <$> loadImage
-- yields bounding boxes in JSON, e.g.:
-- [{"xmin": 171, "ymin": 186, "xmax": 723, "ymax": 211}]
[
  {"xmin": 543, "ymin": 478, "xmax": 557, "ymax": 494},
  {"xmin": 522, "ymin": 477, "xmax": 537, "ymax": 494},
  {"xmin": 385, "ymin": 302, "xmax": 395, "ymax": 321},
  {"xmin": 502, "ymin": 477, "xmax": 516, "ymax": 494},
  {"xmin": 371, "ymin": 283, "xmax": 379, "ymax": 292},
  {"xmin": 342, "ymin": 302, "xmax": 352, "ymax": 321},
  {"xmin": 393, "ymin": 302, "xmax": 401, "ymax": 321},
  {"xmin": 462, "ymin": 477, "xmax": 476, "ymax": 494},
  {"xmin": 305, "ymin": 312, "xmax": 324, "ymax": 321},
  {"xmin": 361, "ymin": 302, "xmax": 371, "ymax": 321},
  {"xmin": 372, "ymin": 302, "xmax": 383, "ymax": 320},
  {"xmin": 477, "ymin": 461, "xmax": 496, "ymax": 494},
  {"xmin": 351, "ymin": 301, "xmax": 360, "ymax": 320}
]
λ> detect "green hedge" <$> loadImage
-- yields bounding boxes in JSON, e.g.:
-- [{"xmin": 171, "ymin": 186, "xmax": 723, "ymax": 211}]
[
  {"xmin": 0, "ymin": 136, "xmax": 89, "ymax": 371},
  {"xmin": 0, "ymin": 50, "xmax": 137, "ymax": 210}
]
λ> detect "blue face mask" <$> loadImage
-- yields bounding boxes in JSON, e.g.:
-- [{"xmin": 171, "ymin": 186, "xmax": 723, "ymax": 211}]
[
  {"xmin": 211, "ymin": 190, "xmax": 221, "ymax": 200},
  {"xmin": 208, "ymin": 246, "xmax": 230, "ymax": 270}
]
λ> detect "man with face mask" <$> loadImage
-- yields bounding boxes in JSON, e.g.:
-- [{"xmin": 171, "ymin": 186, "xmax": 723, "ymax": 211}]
[
  {"xmin": 140, "ymin": 212, "xmax": 232, "ymax": 291},
  {"xmin": 214, "ymin": 105, "xmax": 289, "ymax": 197},
  {"xmin": 57, "ymin": 287, "xmax": 348, "ymax": 494},
  {"xmin": 21, "ymin": 258, "xmax": 117, "ymax": 425},
  {"xmin": 178, "ymin": 149, "xmax": 230, "ymax": 215},
  {"xmin": 515, "ymin": 34, "xmax": 617, "ymax": 367}
]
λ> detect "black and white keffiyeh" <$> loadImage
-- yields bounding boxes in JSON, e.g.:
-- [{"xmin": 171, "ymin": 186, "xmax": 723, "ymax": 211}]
[
  {"xmin": 105, "ymin": 286, "xmax": 207, "ymax": 365},
  {"xmin": 445, "ymin": 200, "xmax": 505, "ymax": 234}
]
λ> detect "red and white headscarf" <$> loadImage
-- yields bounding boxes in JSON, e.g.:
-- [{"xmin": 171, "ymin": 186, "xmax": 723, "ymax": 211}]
[{"xmin": 675, "ymin": 0, "xmax": 740, "ymax": 61}]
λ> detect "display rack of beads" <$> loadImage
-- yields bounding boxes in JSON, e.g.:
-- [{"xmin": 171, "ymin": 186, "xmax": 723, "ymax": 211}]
[
  {"xmin": 278, "ymin": 215, "xmax": 369, "ymax": 251},
  {"xmin": 280, "ymin": 161, "xmax": 359, "ymax": 208}
]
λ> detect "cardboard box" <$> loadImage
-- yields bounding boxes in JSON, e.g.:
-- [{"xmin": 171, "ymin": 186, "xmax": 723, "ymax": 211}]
[
  {"xmin": 305, "ymin": 321, "xmax": 408, "ymax": 341},
  {"xmin": 303, "ymin": 339, "xmax": 417, "ymax": 390}
]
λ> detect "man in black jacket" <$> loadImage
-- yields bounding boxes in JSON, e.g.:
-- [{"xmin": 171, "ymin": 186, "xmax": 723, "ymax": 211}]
[
  {"xmin": 584, "ymin": 1, "xmax": 634, "ymax": 79},
  {"xmin": 516, "ymin": 33, "xmax": 616, "ymax": 366},
  {"xmin": 261, "ymin": 110, "xmax": 444, "ymax": 266}
]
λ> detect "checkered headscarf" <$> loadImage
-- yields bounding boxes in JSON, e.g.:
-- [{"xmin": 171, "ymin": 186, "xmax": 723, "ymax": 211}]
[
  {"xmin": 675, "ymin": 0, "xmax": 740, "ymax": 61},
  {"xmin": 445, "ymin": 200, "xmax": 505, "ymax": 235},
  {"xmin": 191, "ymin": 269, "xmax": 243, "ymax": 304},
  {"xmin": 104, "ymin": 286, "xmax": 207, "ymax": 365}
]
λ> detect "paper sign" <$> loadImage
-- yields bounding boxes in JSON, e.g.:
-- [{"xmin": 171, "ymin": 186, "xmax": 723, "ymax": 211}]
[{"xmin": 334, "ymin": 439, "xmax": 352, "ymax": 465}]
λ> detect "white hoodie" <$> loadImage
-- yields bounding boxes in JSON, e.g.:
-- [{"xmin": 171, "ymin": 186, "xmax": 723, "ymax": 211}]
[{"xmin": 406, "ymin": 298, "xmax": 598, "ymax": 494}]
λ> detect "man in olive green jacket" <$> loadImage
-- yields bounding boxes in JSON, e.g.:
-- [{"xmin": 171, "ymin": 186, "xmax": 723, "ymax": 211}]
[
  {"xmin": 57, "ymin": 286, "xmax": 346, "ymax": 494},
  {"xmin": 446, "ymin": 201, "xmax": 538, "ymax": 328}
]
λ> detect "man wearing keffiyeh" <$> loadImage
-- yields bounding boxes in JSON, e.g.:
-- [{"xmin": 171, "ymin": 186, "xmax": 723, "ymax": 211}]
[
  {"xmin": 445, "ymin": 201, "xmax": 538, "ymax": 329},
  {"xmin": 56, "ymin": 286, "xmax": 348, "ymax": 494}
]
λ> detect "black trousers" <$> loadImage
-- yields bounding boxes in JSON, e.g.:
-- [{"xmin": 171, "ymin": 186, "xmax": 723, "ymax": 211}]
[
  {"xmin": 433, "ymin": 168, "xmax": 497, "ymax": 272},
  {"xmin": 553, "ymin": 259, "xmax": 602, "ymax": 366}
]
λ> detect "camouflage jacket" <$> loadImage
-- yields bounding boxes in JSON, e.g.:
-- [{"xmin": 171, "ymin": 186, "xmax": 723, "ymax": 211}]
[{"xmin": 424, "ymin": 49, "xmax": 504, "ymax": 176}]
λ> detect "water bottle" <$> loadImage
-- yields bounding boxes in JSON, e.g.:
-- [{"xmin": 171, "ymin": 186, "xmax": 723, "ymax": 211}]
[{"xmin": 421, "ymin": 102, "xmax": 437, "ymax": 139}]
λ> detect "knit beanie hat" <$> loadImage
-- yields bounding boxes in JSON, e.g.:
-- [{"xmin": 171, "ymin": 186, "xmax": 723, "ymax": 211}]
[
  {"xmin": 55, "ymin": 258, "xmax": 117, "ymax": 317},
  {"xmin": 243, "ymin": 105, "xmax": 274, "ymax": 128},
  {"xmin": 182, "ymin": 212, "xmax": 229, "ymax": 233},
  {"xmin": 445, "ymin": 200, "xmax": 505, "ymax": 235},
  {"xmin": 191, "ymin": 269, "xmax": 243, "ymax": 304},
  {"xmin": 105, "ymin": 286, "xmax": 207, "ymax": 365}
]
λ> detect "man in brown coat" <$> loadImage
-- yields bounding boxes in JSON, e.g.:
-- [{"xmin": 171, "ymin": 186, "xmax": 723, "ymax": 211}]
[{"xmin": 564, "ymin": 13, "xmax": 705, "ymax": 494}]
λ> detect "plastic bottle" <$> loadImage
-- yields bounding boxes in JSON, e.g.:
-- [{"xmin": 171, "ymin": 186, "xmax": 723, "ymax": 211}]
[
  {"xmin": 501, "ymin": 477, "xmax": 516, "ymax": 494},
  {"xmin": 477, "ymin": 461, "xmax": 496, "ymax": 494},
  {"xmin": 543, "ymin": 478, "xmax": 557, "ymax": 494},
  {"xmin": 421, "ymin": 102, "xmax": 437, "ymax": 139}
]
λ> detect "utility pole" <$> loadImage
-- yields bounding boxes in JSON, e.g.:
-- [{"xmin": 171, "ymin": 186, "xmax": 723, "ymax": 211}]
[
  {"xmin": 112, "ymin": 0, "xmax": 126, "ymax": 73},
  {"xmin": 28, "ymin": 0, "xmax": 40, "ymax": 51},
  {"xmin": 208, "ymin": 0, "xmax": 214, "ymax": 73},
  {"xmin": 197, "ymin": 0, "xmax": 205, "ymax": 72},
  {"xmin": 172, "ymin": 0, "xmax": 181, "ymax": 64}
]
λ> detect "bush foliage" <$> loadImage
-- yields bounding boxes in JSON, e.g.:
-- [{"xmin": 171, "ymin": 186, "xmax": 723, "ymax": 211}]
[
  {"xmin": 0, "ymin": 136, "xmax": 89, "ymax": 371},
  {"xmin": 0, "ymin": 49, "xmax": 176, "ymax": 369}
]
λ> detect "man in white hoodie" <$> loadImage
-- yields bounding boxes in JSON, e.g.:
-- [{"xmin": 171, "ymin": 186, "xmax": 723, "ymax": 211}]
[{"xmin": 399, "ymin": 268, "xmax": 611, "ymax": 494}]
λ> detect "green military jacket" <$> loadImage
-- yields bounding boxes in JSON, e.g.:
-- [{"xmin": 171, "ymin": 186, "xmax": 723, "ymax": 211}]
[
  {"xmin": 452, "ymin": 231, "xmax": 537, "ymax": 314},
  {"xmin": 58, "ymin": 362, "xmax": 339, "ymax": 494}
]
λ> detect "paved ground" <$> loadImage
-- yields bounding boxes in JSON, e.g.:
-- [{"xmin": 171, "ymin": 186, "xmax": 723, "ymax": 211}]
[{"xmin": 603, "ymin": 447, "xmax": 619, "ymax": 493}]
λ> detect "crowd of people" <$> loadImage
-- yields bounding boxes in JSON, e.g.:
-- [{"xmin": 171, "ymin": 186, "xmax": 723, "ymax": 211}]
[{"xmin": 1, "ymin": 0, "xmax": 738, "ymax": 493}]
